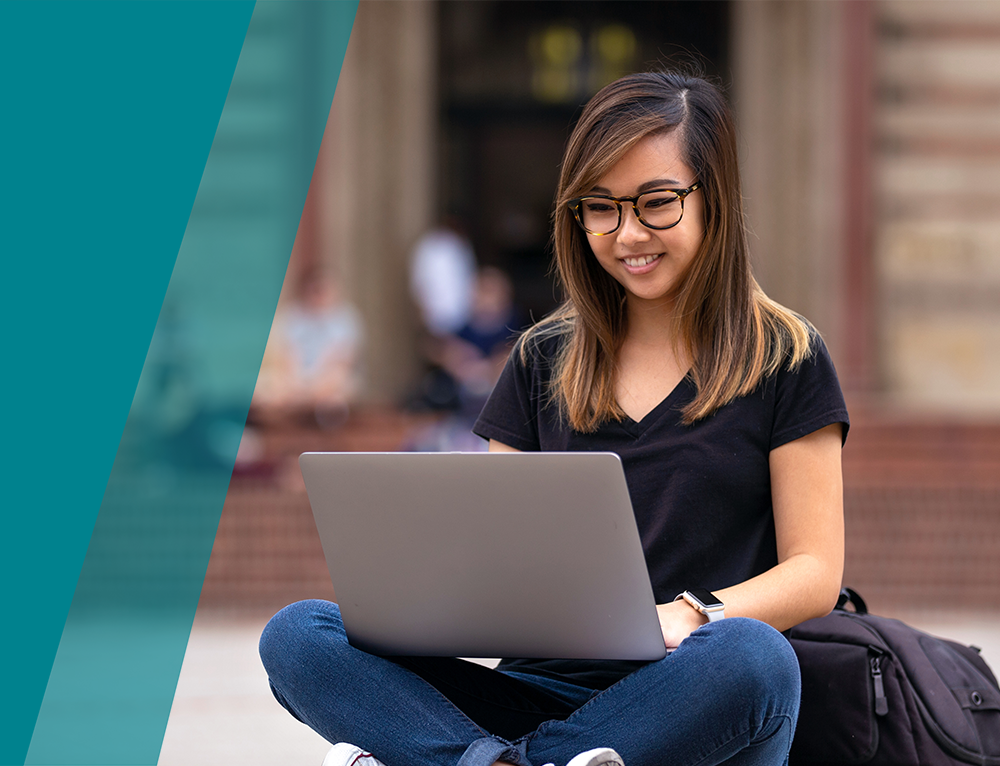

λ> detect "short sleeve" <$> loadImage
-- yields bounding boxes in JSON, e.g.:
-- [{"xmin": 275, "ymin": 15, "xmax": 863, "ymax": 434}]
[
  {"xmin": 472, "ymin": 342, "xmax": 548, "ymax": 451},
  {"xmin": 769, "ymin": 333, "xmax": 850, "ymax": 450}
]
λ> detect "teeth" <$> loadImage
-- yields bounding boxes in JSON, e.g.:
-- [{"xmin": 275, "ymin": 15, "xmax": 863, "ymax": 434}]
[{"xmin": 623, "ymin": 254, "xmax": 659, "ymax": 267}]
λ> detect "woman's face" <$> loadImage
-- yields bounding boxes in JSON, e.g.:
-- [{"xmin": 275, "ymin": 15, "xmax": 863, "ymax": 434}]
[{"xmin": 583, "ymin": 131, "xmax": 705, "ymax": 311}]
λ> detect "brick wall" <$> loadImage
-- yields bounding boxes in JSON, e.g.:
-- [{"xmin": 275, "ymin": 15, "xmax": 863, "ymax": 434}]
[
  {"xmin": 842, "ymin": 413, "xmax": 1000, "ymax": 611},
  {"xmin": 199, "ymin": 407, "xmax": 1000, "ymax": 613}
]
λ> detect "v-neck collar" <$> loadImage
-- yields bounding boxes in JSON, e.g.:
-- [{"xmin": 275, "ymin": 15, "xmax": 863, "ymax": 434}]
[{"xmin": 616, "ymin": 372, "xmax": 694, "ymax": 438}]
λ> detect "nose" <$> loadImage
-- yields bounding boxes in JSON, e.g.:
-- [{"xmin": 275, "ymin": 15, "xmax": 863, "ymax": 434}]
[{"xmin": 616, "ymin": 203, "xmax": 651, "ymax": 245}]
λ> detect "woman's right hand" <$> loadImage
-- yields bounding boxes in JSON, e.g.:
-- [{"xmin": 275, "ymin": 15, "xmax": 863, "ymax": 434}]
[{"xmin": 656, "ymin": 599, "xmax": 708, "ymax": 650}]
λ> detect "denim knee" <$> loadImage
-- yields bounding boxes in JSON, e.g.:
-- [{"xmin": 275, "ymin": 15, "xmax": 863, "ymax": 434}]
[
  {"xmin": 702, "ymin": 617, "xmax": 801, "ymax": 724},
  {"xmin": 259, "ymin": 600, "xmax": 342, "ymax": 687}
]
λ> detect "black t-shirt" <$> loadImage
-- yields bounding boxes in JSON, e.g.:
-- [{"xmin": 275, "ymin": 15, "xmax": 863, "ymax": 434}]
[{"xmin": 472, "ymin": 328, "xmax": 849, "ymax": 689}]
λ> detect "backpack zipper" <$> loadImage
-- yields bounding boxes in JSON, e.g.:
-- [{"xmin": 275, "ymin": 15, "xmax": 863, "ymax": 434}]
[{"xmin": 870, "ymin": 648, "xmax": 889, "ymax": 716}]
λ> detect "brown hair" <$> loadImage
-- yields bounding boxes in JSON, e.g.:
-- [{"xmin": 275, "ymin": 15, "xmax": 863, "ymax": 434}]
[{"xmin": 522, "ymin": 71, "xmax": 811, "ymax": 431}]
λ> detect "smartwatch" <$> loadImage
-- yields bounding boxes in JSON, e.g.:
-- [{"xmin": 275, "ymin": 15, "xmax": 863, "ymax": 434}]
[{"xmin": 674, "ymin": 588, "xmax": 726, "ymax": 622}]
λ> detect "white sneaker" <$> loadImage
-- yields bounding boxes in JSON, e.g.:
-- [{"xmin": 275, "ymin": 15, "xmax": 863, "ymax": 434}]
[
  {"xmin": 322, "ymin": 743, "xmax": 387, "ymax": 766},
  {"xmin": 562, "ymin": 748, "xmax": 625, "ymax": 766},
  {"xmin": 543, "ymin": 747, "xmax": 625, "ymax": 766}
]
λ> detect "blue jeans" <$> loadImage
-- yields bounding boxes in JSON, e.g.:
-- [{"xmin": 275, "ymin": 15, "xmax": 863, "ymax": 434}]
[{"xmin": 259, "ymin": 600, "xmax": 800, "ymax": 766}]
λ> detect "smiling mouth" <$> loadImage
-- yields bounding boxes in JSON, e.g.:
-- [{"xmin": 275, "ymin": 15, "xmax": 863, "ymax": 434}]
[{"xmin": 621, "ymin": 254, "xmax": 662, "ymax": 268}]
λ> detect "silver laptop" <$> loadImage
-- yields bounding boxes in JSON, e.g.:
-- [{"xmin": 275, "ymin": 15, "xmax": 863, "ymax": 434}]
[{"xmin": 299, "ymin": 451, "xmax": 665, "ymax": 661}]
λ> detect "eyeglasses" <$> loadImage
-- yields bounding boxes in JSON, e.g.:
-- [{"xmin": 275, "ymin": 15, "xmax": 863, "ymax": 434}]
[{"xmin": 567, "ymin": 182, "xmax": 701, "ymax": 236}]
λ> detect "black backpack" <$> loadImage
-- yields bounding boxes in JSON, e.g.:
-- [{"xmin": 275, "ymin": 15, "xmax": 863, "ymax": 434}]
[{"xmin": 788, "ymin": 589, "xmax": 1000, "ymax": 765}]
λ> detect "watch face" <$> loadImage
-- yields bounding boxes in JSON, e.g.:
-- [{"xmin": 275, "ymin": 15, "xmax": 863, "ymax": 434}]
[{"xmin": 688, "ymin": 588, "xmax": 724, "ymax": 609}]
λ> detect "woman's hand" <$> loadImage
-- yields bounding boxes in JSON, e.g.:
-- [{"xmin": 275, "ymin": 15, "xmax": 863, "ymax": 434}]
[{"xmin": 656, "ymin": 599, "xmax": 708, "ymax": 649}]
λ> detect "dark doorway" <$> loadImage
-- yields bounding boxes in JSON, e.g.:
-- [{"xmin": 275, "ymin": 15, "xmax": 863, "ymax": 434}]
[{"xmin": 438, "ymin": 0, "xmax": 731, "ymax": 322}]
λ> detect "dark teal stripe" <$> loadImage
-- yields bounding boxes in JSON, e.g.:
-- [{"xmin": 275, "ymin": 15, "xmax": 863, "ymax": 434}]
[
  {"xmin": 21, "ymin": 2, "xmax": 357, "ymax": 764},
  {"xmin": 0, "ymin": 2, "xmax": 253, "ymax": 764}
]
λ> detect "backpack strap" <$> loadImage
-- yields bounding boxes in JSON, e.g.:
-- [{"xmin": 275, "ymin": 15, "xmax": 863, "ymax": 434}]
[{"xmin": 836, "ymin": 587, "xmax": 868, "ymax": 615}]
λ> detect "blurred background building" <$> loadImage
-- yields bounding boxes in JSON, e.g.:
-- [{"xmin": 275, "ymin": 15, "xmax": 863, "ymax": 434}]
[
  {"xmin": 165, "ymin": 3, "xmax": 1000, "ymax": 761},
  {"xmin": 205, "ymin": 0, "xmax": 1000, "ymax": 613}
]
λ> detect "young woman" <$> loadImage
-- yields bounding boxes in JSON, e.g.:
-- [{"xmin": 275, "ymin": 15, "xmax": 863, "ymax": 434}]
[{"xmin": 260, "ymin": 70, "xmax": 849, "ymax": 766}]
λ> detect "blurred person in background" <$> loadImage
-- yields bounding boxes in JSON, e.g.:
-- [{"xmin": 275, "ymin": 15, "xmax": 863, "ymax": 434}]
[
  {"xmin": 406, "ymin": 265, "xmax": 524, "ymax": 452},
  {"xmin": 448, "ymin": 266, "xmax": 523, "ymax": 400},
  {"xmin": 410, "ymin": 215, "xmax": 478, "ymax": 339},
  {"xmin": 253, "ymin": 274, "xmax": 363, "ymax": 429},
  {"xmin": 261, "ymin": 70, "xmax": 847, "ymax": 766},
  {"xmin": 407, "ymin": 216, "xmax": 479, "ymax": 412}
]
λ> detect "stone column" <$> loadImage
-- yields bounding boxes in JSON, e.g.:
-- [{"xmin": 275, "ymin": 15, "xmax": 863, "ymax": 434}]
[
  {"xmin": 318, "ymin": 0, "xmax": 437, "ymax": 402},
  {"xmin": 730, "ymin": 0, "xmax": 852, "ymax": 371}
]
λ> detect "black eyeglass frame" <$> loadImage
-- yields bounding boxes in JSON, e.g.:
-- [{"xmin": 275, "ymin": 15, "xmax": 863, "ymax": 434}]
[{"xmin": 567, "ymin": 181, "xmax": 702, "ymax": 236}]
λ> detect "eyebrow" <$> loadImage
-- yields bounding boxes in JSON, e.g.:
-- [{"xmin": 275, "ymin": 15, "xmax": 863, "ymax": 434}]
[{"xmin": 589, "ymin": 179, "xmax": 686, "ymax": 195}]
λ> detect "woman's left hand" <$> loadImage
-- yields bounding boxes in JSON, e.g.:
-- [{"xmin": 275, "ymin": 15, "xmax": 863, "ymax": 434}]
[{"xmin": 656, "ymin": 599, "xmax": 708, "ymax": 649}]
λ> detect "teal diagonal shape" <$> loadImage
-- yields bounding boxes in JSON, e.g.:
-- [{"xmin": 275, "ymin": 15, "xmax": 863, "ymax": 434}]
[
  {"xmin": 0, "ymin": 2, "xmax": 253, "ymax": 764},
  {"xmin": 23, "ymin": 2, "xmax": 357, "ymax": 764}
]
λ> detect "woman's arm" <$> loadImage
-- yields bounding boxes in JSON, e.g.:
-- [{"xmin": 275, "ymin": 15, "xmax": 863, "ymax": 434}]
[
  {"xmin": 488, "ymin": 439, "xmax": 521, "ymax": 453},
  {"xmin": 658, "ymin": 422, "xmax": 845, "ymax": 647},
  {"xmin": 495, "ymin": 427, "xmax": 844, "ymax": 649}
]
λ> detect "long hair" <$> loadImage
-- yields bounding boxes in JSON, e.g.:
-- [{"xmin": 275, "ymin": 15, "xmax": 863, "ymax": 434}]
[{"xmin": 522, "ymin": 71, "xmax": 811, "ymax": 431}]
